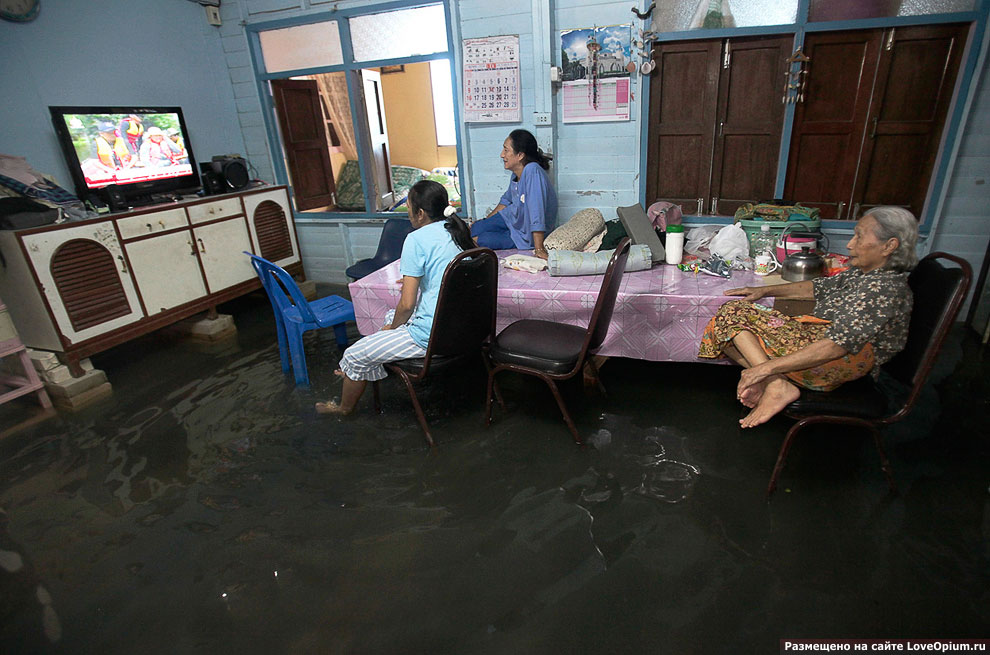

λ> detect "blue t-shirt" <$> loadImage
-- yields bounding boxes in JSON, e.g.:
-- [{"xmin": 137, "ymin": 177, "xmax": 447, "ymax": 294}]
[
  {"xmin": 498, "ymin": 161, "xmax": 558, "ymax": 249},
  {"xmin": 399, "ymin": 220, "xmax": 463, "ymax": 347}
]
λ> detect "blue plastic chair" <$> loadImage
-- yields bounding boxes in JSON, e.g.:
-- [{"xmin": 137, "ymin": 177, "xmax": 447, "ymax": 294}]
[
  {"xmin": 345, "ymin": 218, "xmax": 415, "ymax": 280},
  {"xmin": 245, "ymin": 253, "xmax": 355, "ymax": 386}
]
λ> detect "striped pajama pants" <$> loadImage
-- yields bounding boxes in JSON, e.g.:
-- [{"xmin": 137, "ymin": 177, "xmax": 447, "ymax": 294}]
[{"xmin": 338, "ymin": 322, "xmax": 427, "ymax": 382}]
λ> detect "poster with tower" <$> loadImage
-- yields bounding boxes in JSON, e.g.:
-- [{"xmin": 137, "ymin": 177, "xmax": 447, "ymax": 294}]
[{"xmin": 560, "ymin": 24, "xmax": 631, "ymax": 123}]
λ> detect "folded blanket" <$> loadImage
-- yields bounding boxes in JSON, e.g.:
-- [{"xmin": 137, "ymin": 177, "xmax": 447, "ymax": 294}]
[
  {"xmin": 547, "ymin": 244, "xmax": 653, "ymax": 276},
  {"xmin": 502, "ymin": 254, "xmax": 547, "ymax": 273}
]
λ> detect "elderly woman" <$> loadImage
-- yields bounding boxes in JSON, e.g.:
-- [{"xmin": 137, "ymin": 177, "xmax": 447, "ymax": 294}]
[{"xmin": 699, "ymin": 207, "xmax": 918, "ymax": 428}]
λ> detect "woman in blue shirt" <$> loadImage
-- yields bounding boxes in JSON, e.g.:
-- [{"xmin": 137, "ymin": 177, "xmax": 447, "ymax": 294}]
[
  {"xmin": 470, "ymin": 129, "xmax": 558, "ymax": 259},
  {"xmin": 316, "ymin": 180, "xmax": 474, "ymax": 415}
]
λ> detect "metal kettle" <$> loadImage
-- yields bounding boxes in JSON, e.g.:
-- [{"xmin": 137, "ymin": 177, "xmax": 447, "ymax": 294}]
[
  {"xmin": 780, "ymin": 231, "xmax": 828, "ymax": 281},
  {"xmin": 782, "ymin": 245, "xmax": 826, "ymax": 281}
]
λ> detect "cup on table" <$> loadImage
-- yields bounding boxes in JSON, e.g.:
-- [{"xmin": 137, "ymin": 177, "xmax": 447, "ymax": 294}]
[{"xmin": 754, "ymin": 253, "xmax": 779, "ymax": 276}]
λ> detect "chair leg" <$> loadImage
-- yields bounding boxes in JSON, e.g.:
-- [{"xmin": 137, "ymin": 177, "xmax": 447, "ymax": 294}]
[
  {"xmin": 767, "ymin": 419, "xmax": 805, "ymax": 498},
  {"xmin": 332, "ymin": 323, "xmax": 349, "ymax": 350},
  {"xmin": 274, "ymin": 318, "xmax": 290, "ymax": 373},
  {"xmin": 541, "ymin": 377, "xmax": 583, "ymax": 446},
  {"xmin": 871, "ymin": 427, "xmax": 898, "ymax": 495},
  {"xmin": 484, "ymin": 368, "xmax": 498, "ymax": 426},
  {"xmin": 372, "ymin": 380, "xmax": 382, "ymax": 414},
  {"xmin": 393, "ymin": 369, "xmax": 434, "ymax": 447},
  {"xmin": 286, "ymin": 326, "xmax": 310, "ymax": 386}
]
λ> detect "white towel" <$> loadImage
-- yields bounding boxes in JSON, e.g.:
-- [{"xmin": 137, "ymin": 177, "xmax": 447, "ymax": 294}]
[{"xmin": 501, "ymin": 254, "xmax": 547, "ymax": 273}]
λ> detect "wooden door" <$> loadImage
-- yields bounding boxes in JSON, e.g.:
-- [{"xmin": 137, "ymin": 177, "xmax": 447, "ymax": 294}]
[
  {"xmin": 709, "ymin": 35, "xmax": 791, "ymax": 216},
  {"xmin": 271, "ymin": 79, "xmax": 337, "ymax": 211},
  {"xmin": 852, "ymin": 24, "xmax": 967, "ymax": 219},
  {"xmin": 360, "ymin": 69, "xmax": 395, "ymax": 211},
  {"xmin": 784, "ymin": 30, "xmax": 883, "ymax": 219},
  {"xmin": 646, "ymin": 40, "xmax": 721, "ymax": 215}
]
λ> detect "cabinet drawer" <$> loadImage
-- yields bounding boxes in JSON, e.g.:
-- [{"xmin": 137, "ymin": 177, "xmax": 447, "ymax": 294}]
[
  {"xmin": 117, "ymin": 208, "xmax": 188, "ymax": 240},
  {"xmin": 187, "ymin": 197, "xmax": 243, "ymax": 224}
]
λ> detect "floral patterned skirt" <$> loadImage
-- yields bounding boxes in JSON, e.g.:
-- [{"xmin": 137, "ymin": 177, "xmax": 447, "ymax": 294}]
[{"xmin": 698, "ymin": 299, "xmax": 874, "ymax": 392}]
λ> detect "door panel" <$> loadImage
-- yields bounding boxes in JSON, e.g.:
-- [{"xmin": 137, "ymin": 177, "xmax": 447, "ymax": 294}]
[
  {"xmin": 126, "ymin": 231, "xmax": 207, "ymax": 315},
  {"xmin": 271, "ymin": 79, "xmax": 337, "ymax": 211},
  {"xmin": 852, "ymin": 24, "xmax": 967, "ymax": 218},
  {"xmin": 710, "ymin": 35, "xmax": 791, "ymax": 216},
  {"xmin": 647, "ymin": 40, "xmax": 721, "ymax": 215},
  {"xmin": 193, "ymin": 218, "xmax": 256, "ymax": 293},
  {"xmin": 360, "ymin": 69, "xmax": 394, "ymax": 211},
  {"xmin": 784, "ymin": 30, "xmax": 883, "ymax": 218}
]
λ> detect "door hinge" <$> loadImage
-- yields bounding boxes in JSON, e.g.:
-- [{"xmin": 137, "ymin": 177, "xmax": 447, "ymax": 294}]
[
  {"xmin": 718, "ymin": 121, "xmax": 724, "ymax": 137},
  {"xmin": 885, "ymin": 29, "xmax": 896, "ymax": 51},
  {"xmin": 723, "ymin": 43, "xmax": 731, "ymax": 69}
]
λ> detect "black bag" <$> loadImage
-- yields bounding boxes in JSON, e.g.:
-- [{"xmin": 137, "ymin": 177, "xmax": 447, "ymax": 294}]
[{"xmin": 0, "ymin": 197, "xmax": 59, "ymax": 230}]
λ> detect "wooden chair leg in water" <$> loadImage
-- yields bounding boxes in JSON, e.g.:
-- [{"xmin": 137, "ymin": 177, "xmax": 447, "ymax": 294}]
[{"xmin": 392, "ymin": 368, "xmax": 434, "ymax": 447}]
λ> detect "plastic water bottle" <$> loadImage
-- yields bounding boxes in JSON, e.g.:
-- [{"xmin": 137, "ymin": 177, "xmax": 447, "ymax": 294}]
[{"xmin": 751, "ymin": 223, "xmax": 774, "ymax": 258}]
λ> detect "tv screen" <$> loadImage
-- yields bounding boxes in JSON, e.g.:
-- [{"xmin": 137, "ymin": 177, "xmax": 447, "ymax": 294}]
[{"xmin": 49, "ymin": 106, "xmax": 200, "ymax": 203}]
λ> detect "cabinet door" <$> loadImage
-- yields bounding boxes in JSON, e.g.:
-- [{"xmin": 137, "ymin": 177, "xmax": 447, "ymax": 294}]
[
  {"xmin": 124, "ymin": 231, "xmax": 206, "ymax": 315},
  {"xmin": 647, "ymin": 39, "xmax": 721, "ymax": 215},
  {"xmin": 784, "ymin": 30, "xmax": 883, "ymax": 219},
  {"xmin": 21, "ymin": 222, "xmax": 143, "ymax": 343},
  {"xmin": 710, "ymin": 35, "xmax": 791, "ymax": 216},
  {"xmin": 243, "ymin": 188, "xmax": 300, "ymax": 268},
  {"xmin": 852, "ymin": 24, "xmax": 967, "ymax": 218},
  {"xmin": 192, "ymin": 217, "xmax": 256, "ymax": 293}
]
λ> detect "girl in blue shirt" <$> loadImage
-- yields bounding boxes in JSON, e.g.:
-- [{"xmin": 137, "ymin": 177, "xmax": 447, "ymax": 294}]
[
  {"xmin": 316, "ymin": 180, "xmax": 474, "ymax": 415},
  {"xmin": 470, "ymin": 129, "xmax": 557, "ymax": 259}
]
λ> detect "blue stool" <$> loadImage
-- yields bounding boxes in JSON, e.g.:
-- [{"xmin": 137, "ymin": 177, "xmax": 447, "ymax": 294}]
[{"xmin": 246, "ymin": 253, "xmax": 355, "ymax": 386}]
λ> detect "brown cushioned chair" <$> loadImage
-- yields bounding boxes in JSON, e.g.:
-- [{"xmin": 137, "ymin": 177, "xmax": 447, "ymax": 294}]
[
  {"xmin": 372, "ymin": 248, "xmax": 498, "ymax": 447},
  {"xmin": 769, "ymin": 252, "xmax": 972, "ymax": 497},
  {"xmin": 484, "ymin": 238, "xmax": 632, "ymax": 444}
]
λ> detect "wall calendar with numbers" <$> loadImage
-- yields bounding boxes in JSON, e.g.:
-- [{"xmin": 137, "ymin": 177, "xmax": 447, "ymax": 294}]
[{"xmin": 462, "ymin": 35, "xmax": 521, "ymax": 123}]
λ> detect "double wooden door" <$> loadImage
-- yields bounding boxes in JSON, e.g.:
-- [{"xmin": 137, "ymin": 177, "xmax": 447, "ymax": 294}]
[
  {"xmin": 784, "ymin": 24, "xmax": 967, "ymax": 219},
  {"xmin": 646, "ymin": 35, "xmax": 792, "ymax": 217}
]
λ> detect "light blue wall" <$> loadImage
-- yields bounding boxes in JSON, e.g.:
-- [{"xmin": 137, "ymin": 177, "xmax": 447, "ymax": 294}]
[{"xmin": 0, "ymin": 0, "xmax": 244, "ymax": 193}]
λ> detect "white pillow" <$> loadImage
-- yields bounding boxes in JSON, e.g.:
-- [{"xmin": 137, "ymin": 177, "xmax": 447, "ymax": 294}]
[{"xmin": 544, "ymin": 208, "xmax": 606, "ymax": 252}]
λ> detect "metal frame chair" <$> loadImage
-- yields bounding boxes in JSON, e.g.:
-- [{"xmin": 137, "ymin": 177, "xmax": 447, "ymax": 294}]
[
  {"xmin": 245, "ymin": 253, "xmax": 355, "ymax": 386},
  {"xmin": 372, "ymin": 248, "xmax": 499, "ymax": 446},
  {"xmin": 770, "ymin": 252, "xmax": 972, "ymax": 497},
  {"xmin": 483, "ymin": 238, "xmax": 632, "ymax": 444}
]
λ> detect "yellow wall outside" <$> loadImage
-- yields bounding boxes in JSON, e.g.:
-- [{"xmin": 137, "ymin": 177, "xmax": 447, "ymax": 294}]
[{"xmin": 379, "ymin": 62, "xmax": 457, "ymax": 173}]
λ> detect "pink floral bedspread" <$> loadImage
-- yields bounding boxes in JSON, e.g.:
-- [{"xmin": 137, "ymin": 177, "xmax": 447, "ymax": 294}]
[{"xmin": 348, "ymin": 250, "xmax": 770, "ymax": 363}]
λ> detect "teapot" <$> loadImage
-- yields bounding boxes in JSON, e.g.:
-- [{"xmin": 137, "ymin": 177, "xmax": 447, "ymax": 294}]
[{"xmin": 781, "ymin": 231, "xmax": 828, "ymax": 281}]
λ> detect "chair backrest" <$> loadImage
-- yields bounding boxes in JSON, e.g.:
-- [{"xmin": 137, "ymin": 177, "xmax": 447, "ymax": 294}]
[
  {"xmin": 420, "ymin": 248, "xmax": 499, "ymax": 370},
  {"xmin": 584, "ymin": 237, "xmax": 632, "ymax": 355},
  {"xmin": 881, "ymin": 252, "xmax": 971, "ymax": 419},
  {"xmin": 244, "ymin": 252, "xmax": 317, "ymax": 323},
  {"xmin": 373, "ymin": 218, "xmax": 415, "ymax": 264}
]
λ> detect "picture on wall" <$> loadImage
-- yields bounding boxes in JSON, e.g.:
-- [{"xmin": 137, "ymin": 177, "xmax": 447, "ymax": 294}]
[{"xmin": 560, "ymin": 24, "xmax": 632, "ymax": 123}]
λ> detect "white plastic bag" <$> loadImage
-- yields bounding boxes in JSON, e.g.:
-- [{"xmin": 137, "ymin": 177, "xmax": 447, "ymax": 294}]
[
  {"xmin": 685, "ymin": 225, "xmax": 720, "ymax": 255},
  {"xmin": 708, "ymin": 223, "xmax": 750, "ymax": 262}
]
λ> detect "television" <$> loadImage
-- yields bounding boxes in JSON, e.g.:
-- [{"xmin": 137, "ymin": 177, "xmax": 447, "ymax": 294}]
[{"xmin": 49, "ymin": 105, "xmax": 200, "ymax": 207}]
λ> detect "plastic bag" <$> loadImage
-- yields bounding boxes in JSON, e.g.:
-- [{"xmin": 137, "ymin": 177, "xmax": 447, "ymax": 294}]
[
  {"xmin": 685, "ymin": 225, "xmax": 720, "ymax": 255},
  {"xmin": 708, "ymin": 223, "xmax": 750, "ymax": 262}
]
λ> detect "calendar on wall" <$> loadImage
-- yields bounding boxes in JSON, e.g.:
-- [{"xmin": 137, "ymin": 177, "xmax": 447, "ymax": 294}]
[{"xmin": 462, "ymin": 35, "xmax": 521, "ymax": 123}]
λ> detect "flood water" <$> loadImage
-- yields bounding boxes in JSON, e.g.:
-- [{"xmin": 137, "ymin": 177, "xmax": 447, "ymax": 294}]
[{"xmin": 1, "ymin": 287, "xmax": 988, "ymax": 653}]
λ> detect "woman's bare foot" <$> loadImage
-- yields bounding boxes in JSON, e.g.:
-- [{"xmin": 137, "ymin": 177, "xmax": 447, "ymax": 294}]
[
  {"xmin": 333, "ymin": 369, "xmax": 345, "ymax": 378},
  {"xmin": 738, "ymin": 380, "xmax": 767, "ymax": 408},
  {"xmin": 739, "ymin": 377, "xmax": 800, "ymax": 428},
  {"xmin": 315, "ymin": 400, "xmax": 351, "ymax": 415}
]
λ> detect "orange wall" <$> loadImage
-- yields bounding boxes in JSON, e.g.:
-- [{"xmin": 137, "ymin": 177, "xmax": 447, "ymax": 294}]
[{"xmin": 379, "ymin": 62, "xmax": 457, "ymax": 172}]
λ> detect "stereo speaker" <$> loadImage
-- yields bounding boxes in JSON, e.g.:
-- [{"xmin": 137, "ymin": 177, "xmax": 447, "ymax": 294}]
[
  {"xmin": 104, "ymin": 184, "xmax": 128, "ymax": 212},
  {"xmin": 200, "ymin": 156, "xmax": 250, "ymax": 194}
]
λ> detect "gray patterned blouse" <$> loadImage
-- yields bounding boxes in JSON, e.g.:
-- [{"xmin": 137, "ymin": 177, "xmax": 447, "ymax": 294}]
[{"xmin": 812, "ymin": 267, "xmax": 913, "ymax": 375}]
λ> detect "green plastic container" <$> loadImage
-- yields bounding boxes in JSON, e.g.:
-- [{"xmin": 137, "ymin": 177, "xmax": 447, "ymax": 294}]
[{"xmin": 737, "ymin": 217, "xmax": 821, "ymax": 257}]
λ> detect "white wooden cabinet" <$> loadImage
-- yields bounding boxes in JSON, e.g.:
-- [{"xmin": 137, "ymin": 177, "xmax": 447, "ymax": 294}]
[{"xmin": 0, "ymin": 185, "xmax": 300, "ymax": 375}]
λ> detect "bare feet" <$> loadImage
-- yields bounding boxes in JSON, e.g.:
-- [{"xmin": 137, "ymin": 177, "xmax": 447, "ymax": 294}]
[
  {"xmin": 738, "ymin": 380, "xmax": 767, "ymax": 408},
  {"xmin": 739, "ymin": 377, "xmax": 800, "ymax": 428},
  {"xmin": 315, "ymin": 400, "xmax": 351, "ymax": 415},
  {"xmin": 333, "ymin": 369, "xmax": 345, "ymax": 378}
]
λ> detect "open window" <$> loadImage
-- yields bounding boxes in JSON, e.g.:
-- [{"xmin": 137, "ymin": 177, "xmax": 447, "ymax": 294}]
[{"xmin": 257, "ymin": 4, "xmax": 458, "ymax": 215}]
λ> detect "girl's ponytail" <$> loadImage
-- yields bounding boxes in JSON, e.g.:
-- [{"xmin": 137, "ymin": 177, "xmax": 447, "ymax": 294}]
[{"xmin": 443, "ymin": 204, "xmax": 475, "ymax": 251}]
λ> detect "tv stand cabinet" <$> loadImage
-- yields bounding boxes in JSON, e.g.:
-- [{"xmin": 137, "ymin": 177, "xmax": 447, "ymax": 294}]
[{"xmin": 0, "ymin": 186, "xmax": 300, "ymax": 377}]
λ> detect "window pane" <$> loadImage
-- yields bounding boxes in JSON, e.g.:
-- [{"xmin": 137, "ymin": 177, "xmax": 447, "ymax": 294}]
[
  {"xmin": 430, "ymin": 60, "xmax": 457, "ymax": 146},
  {"xmin": 650, "ymin": 0, "xmax": 798, "ymax": 32},
  {"xmin": 809, "ymin": 0, "xmax": 976, "ymax": 21},
  {"xmin": 350, "ymin": 4, "xmax": 448, "ymax": 62},
  {"xmin": 259, "ymin": 21, "xmax": 343, "ymax": 73}
]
